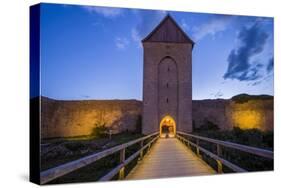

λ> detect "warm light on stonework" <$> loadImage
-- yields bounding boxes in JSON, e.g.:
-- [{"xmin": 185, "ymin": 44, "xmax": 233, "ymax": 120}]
[{"xmin": 232, "ymin": 110, "xmax": 262, "ymax": 129}]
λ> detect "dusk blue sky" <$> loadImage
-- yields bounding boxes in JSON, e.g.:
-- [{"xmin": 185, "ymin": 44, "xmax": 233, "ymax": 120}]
[{"xmin": 40, "ymin": 3, "xmax": 274, "ymax": 100}]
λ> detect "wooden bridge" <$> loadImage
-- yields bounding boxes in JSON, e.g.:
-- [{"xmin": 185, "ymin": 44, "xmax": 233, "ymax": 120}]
[
  {"xmin": 126, "ymin": 138, "xmax": 215, "ymax": 180},
  {"xmin": 40, "ymin": 131, "xmax": 273, "ymax": 184}
]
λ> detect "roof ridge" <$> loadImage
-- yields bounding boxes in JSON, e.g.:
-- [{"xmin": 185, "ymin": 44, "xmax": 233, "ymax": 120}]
[{"xmin": 142, "ymin": 14, "xmax": 194, "ymax": 46}]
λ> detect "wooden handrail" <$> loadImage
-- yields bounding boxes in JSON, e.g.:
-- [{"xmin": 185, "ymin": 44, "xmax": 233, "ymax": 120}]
[
  {"xmin": 177, "ymin": 131, "xmax": 273, "ymax": 159},
  {"xmin": 40, "ymin": 132, "xmax": 159, "ymax": 184},
  {"xmin": 177, "ymin": 135, "xmax": 246, "ymax": 172},
  {"xmin": 177, "ymin": 131, "xmax": 273, "ymax": 173},
  {"xmin": 99, "ymin": 136, "xmax": 158, "ymax": 181}
]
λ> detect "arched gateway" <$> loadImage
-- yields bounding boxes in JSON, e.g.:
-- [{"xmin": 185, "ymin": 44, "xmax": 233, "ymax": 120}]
[
  {"xmin": 159, "ymin": 115, "xmax": 176, "ymax": 137},
  {"xmin": 142, "ymin": 15, "xmax": 194, "ymax": 136}
]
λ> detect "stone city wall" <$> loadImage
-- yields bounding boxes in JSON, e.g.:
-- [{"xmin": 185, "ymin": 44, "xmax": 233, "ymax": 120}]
[{"xmin": 41, "ymin": 96, "xmax": 273, "ymax": 138}]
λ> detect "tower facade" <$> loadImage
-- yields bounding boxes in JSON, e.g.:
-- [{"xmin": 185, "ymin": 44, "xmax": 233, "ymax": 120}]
[{"xmin": 142, "ymin": 15, "xmax": 194, "ymax": 135}]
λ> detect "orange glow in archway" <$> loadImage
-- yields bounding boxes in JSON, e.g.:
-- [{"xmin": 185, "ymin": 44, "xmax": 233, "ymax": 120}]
[{"xmin": 159, "ymin": 115, "xmax": 176, "ymax": 138}]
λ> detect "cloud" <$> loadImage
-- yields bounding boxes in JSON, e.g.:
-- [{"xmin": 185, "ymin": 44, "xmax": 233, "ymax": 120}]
[
  {"xmin": 249, "ymin": 70, "xmax": 273, "ymax": 86},
  {"xmin": 131, "ymin": 28, "xmax": 142, "ymax": 48},
  {"xmin": 131, "ymin": 10, "xmax": 167, "ymax": 45},
  {"xmin": 192, "ymin": 15, "xmax": 233, "ymax": 41},
  {"xmin": 115, "ymin": 37, "xmax": 129, "ymax": 50},
  {"xmin": 214, "ymin": 91, "xmax": 223, "ymax": 98},
  {"xmin": 82, "ymin": 6, "xmax": 123, "ymax": 18},
  {"xmin": 223, "ymin": 22, "xmax": 269, "ymax": 81},
  {"xmin": 250, "ymin": 80, "xmax": 262, "ymax": 86},
  {"xmin": 131, "ymin": 28, "xmax": 141, "ymax": 42},
  {"xmin": 180, "ymin": 18, "xmax": 189, "ymax": 31},
  {"xmin": 210, "ymin": 91, "xmax": 224, "ymax": 98},
  {"xmin": 267, "ymin": 57, "xmax": 274, "ymax": 73}
]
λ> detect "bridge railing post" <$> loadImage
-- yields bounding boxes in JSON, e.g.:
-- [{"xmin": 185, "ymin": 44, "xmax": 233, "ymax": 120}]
[
  {"xmin": 139, "ymin": 140, "xmax": 144, "ymax": 160},
  {"xmin": 216, "ymin": 144, "xmax": 223, "ymax": 173},
  {"xmin": 196, "ymin": 138, "xmax": 200, "ymax": 157},
  {"xmin": 188, "ymin": 136, "xmax": 190, "ymax": 148},
  {"xmin": 148, "ymin": 142, "xmax": 151, "ymax": 151},
  {"xmin": 118, "ymin": 148, "xmax": 125, "ymax": 180}
]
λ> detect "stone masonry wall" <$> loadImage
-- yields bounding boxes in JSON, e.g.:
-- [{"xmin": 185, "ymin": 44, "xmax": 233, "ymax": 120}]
[
  {"xmin": 41, "ymin": 97, "xmax": 142, "ymax": 139},
  {"xmin": 41, "ymin": 97, "xmax": 273, "ymax": 139},
  {"xmin": 192, "ymin": 99, "xmax": 273, "ymax": 131}
]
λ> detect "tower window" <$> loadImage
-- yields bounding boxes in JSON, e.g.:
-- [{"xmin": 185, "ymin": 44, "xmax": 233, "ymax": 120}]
[
  {"xmin": 166, "ymin": 83, "xmax": 169, "ymax": 88},
  {"xmin": 167, "ymin": 67, "xmax": 170, "ymax": 72},
  {"xmin": 166, "ymin": 98, "xmax": 169, "ymax": 103}
]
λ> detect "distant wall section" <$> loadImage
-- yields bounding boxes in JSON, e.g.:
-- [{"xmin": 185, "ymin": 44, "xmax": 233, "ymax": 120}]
[
  {"xmin": 192, "ymin": 98, "xmax": 273, "ymax": 131},
  {"xmin": 41, "ymin": 97, "xmax": 142, "ymax": 139}
]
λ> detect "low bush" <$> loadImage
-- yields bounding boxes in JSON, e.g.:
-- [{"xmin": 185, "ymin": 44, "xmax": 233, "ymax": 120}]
[{"xmin": 91, "ymin": 123, "xmax": 108, "ymax": 138}]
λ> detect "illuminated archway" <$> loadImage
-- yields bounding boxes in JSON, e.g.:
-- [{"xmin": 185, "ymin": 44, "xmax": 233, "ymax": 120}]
[{"xmin": 159, "ymin": 115, "xmax": 176, "ymax": 138}]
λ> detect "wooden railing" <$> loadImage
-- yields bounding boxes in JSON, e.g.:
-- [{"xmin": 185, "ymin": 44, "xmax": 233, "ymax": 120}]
[
  {"xmin": 177, "ymin": 131, "xmax": 273, "ymax": 173},
  {"xmin": 40, "ymin": 132, "xmax": 159, "ymax": 184}
]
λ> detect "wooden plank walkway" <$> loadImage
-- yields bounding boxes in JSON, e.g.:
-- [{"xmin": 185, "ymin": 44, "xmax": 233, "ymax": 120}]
[{"xmin": 126, "ymin": 138, "xmax": 215, "ymax": 180}]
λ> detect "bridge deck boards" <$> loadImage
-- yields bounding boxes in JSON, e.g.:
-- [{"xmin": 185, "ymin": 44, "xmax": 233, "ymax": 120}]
[{"xmin": 126, "ymin": 138, "xmax": 215, "ymax": 180}]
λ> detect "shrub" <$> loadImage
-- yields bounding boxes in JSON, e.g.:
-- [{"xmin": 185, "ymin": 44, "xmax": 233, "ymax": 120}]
[{"xmin": 91, "ymin": 122, "xmax": 108, "ymax": 138}]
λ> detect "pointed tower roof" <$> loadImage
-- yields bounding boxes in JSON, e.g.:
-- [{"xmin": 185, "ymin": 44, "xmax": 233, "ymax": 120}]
[{"xmin": 142, "ymin": 14, "xmax": 194, "ymax": 46}]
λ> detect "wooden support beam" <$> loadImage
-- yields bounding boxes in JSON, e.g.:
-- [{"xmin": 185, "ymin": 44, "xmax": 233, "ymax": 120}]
[
  {"xmin": 139, "ymin": 140, "xmax": 144, "ymax": 160},
  {"xmin": 216, "ymin": 144, "xmax": 223, "ymax": 173},
  {"xmin": 148, "ymin": 143, "xmax": 151, "ymax": 151},
  {"xmin": 217, "ymin": 160, "xmax": 223, "ymax": 173},
  {"xmin": 217, "ymin": 144, "xmax": 222, "ymax": 157},
  {"xmin": 196, "ymin": 138, "xmax": 200, "ymax": 157},
  {"xmin": 118, "ymin": 148, "xmax": 125, "ymax": 180}
]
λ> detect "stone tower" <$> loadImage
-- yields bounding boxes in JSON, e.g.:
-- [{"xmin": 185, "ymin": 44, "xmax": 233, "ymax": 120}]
[{"xmin": 142, "ymin": 14, "xmax": 194, "ymax": 135}]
